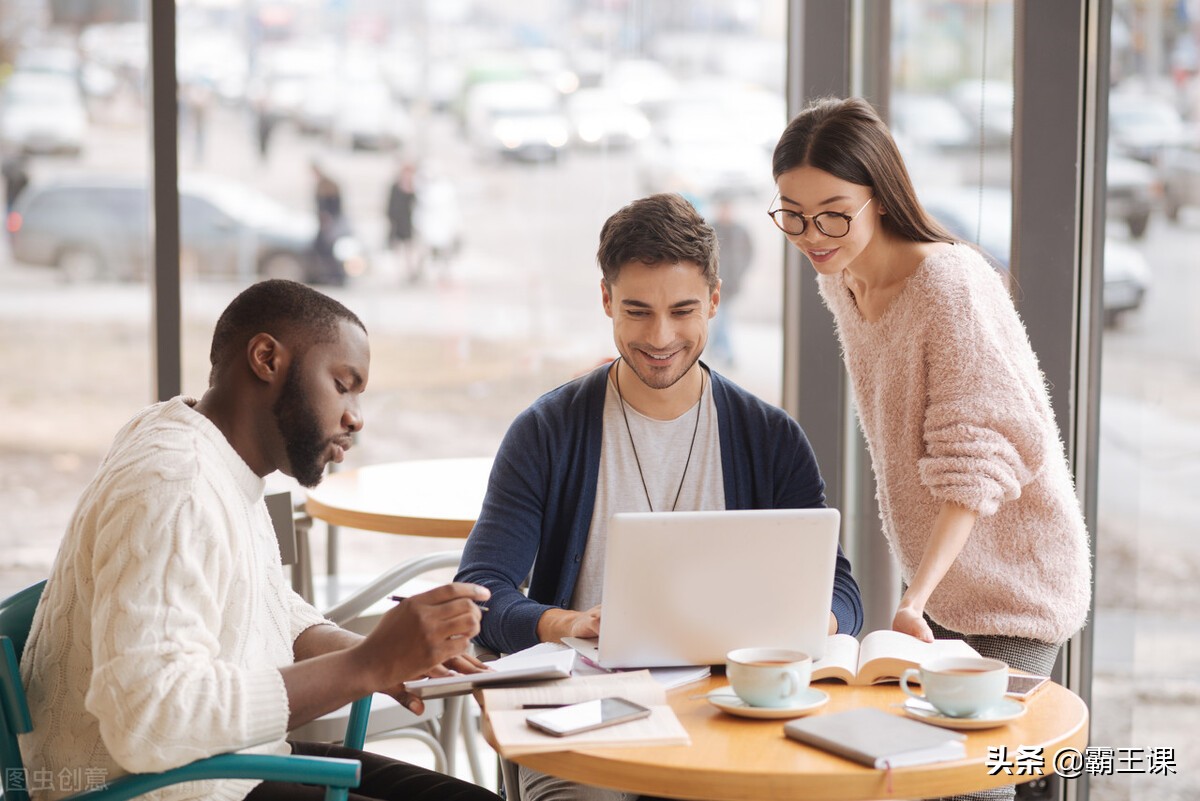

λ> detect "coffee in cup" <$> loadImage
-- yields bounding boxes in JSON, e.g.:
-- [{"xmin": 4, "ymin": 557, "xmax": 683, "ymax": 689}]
[
  {"xmin": 900, "ymin": 656, "xmax": 1009, "ymax": 717},
  {"xmin": 726, "ymin": 648, "xmax": 812, "ymax": 708}
]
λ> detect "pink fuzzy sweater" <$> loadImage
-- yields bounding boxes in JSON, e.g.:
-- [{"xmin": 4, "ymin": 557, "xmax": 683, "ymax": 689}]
[{"xmin": 817, "ymin": 245, "xmax": 1091, "ymax": 644}]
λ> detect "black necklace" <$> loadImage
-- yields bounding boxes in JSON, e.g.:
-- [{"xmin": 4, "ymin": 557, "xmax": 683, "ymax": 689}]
[{"xmin": 612, "ymin": 358, "xmax": 705, "ymax": 513}]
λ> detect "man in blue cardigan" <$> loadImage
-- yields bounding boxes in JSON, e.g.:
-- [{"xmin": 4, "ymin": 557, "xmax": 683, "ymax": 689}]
[
  {"xmin": 457, "ymin": 193, "xmax": 862, "ymax": 655},
  {"xmin": 456, "ymin": 193, "xmax": 862, "ymax": 800}
]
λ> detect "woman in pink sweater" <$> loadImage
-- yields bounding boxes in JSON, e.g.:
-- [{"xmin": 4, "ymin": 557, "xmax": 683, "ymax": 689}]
[{"xmin": 768, "ymin": 98, "xmax": 1090, "ymax": 714}]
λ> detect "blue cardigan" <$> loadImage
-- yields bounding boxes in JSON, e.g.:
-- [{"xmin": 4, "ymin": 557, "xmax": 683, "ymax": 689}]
[{"xmin": 456, "ymin": 363, "xmax": 864, "ymax": 654}]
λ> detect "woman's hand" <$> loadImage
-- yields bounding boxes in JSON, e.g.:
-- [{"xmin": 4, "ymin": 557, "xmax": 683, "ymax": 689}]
[
  {"xmin": 893, "ymin": 501, "xmax": 978, "ymax": 644},
  {"xmin": 892, "ymin": 603, "xmax": 934, "ymax": 642}
]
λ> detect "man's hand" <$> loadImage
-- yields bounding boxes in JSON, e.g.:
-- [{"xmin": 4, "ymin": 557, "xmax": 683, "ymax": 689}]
[
  {"xmin": 425, "ymin": 652, "xmax": 492, "ymax": 678},
  {"xmin": 355, "ymin": 582, "xmax": 491, "ymax": 691},
  {"xmin": 536, "ymin": 605, "xmax": 601, "ymax": 643},
  {"xmin": 282, "ymin": 582, "xmax": 490, "ymax": 729},
  {"xmin": 381, "ymin": 652, "xmax": 493, "ymax": 714}
]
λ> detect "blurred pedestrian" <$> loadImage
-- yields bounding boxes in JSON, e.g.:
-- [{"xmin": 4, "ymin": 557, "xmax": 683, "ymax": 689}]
[
  {"xmin": 255, "ymin": 100, "xmax": 276, "ymax": 163},
  {"xmin": 2, "ymin": 151, "xmax": 30, "ymax": 214},
  {"xmin": 386, "ymin": 161, "xmax": 420, "ymax": 283},
  {"xmin": 311, "ymin": 160, "xmax": 347, "ymax": 286},
  {"xmin": 709, "ymin": 194, "xmax": 754, "ymax": 366},
  {"xmin": 181, "ymin": 82, "xmax": 212, "ymax": 164},
  {"xmin": 414, "ymin": 170, "xmax": 462, "ymax": 283}
]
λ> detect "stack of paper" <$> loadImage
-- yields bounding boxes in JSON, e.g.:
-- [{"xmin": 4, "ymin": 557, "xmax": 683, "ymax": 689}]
[
  {"xmin": 481, "ymin": 670, "xmax": 691, "ymax": 756},
  {"xmin": 563, "ymin": 637, "xmax": 711, "ymax": 689}
]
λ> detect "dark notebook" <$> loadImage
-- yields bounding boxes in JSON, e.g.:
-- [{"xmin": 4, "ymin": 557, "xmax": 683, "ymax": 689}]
[{"xmin": 784, "ymin": 707, "xmax": 967, "ymax": 769}]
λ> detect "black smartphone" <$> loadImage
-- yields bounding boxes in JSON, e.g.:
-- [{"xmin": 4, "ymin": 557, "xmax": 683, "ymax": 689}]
[
  {"xmin": 526, "ymin": 696, "xmax": 652, "ymax": 737},
  {"xmin": 1006, "ymin": 674, "xmax": 1050, "ymax": 698}
]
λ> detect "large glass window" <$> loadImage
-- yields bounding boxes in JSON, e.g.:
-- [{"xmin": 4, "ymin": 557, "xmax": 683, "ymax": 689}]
[
  {"xmin": 1090, "ymin": 2, "xmax": 1200, "ymax": 799},
  {"xmin": 176, "ymin": 1, "xmax": 789, "ymax": 585},
  {"xmin": 0, "ymin": 2, "xmax": 150, "ymax": 598},
  {"xmin": 891, "ymin": 0, "xmax": 1014, "ymax": 271}
]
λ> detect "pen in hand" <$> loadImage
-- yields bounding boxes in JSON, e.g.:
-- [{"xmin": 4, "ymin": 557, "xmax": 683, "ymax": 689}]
[{"xmin": 389, "ymin": 595, "xmax": 490, "ymax": 612}]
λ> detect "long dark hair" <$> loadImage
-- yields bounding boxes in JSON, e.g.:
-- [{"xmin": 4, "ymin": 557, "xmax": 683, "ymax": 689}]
[{"xmin": 772, "ymin": 97, "xmax": 955, "ymax": 244}]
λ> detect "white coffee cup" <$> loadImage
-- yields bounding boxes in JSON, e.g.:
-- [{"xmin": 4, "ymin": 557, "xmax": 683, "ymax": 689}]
[
  {"xmin": 900, "ymin": 656, "xmax": 1009, "ymax": 718},
  {"xmin": 725, "ymin": 648, "xmax": 812, "ymax": 708}
]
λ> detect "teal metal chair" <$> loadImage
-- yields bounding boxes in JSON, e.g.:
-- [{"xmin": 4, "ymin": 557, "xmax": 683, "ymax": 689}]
[{"xmin": 0, "ymin": 580, "xmax": 373, "ymax": 801}]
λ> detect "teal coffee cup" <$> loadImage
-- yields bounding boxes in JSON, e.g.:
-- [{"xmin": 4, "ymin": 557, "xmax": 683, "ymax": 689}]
[
  {"xmin": 726, "ymin": 648, "xmax": 812, "ymax": 708},
  {"xmin": 900, "ymin": 656, "xmax": 1009, "ymax": 717}
]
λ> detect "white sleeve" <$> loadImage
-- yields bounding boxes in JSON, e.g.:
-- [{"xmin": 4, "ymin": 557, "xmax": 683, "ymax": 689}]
[{"xmin": 85, "ymin": 489, "xmax": 290, "ymax": 773}]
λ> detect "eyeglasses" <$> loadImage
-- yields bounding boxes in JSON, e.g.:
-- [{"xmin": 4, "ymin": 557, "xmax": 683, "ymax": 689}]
[{"xmin": 767, "ymin": 196, "xmax": 873, "ymax": 238}]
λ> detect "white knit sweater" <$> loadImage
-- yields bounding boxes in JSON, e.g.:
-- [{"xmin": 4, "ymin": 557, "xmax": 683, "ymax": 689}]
[
  {"xmin": 817, "ymin": 245, "xmax": 1091, "ymax": 644},
  {"xmin": 19, "ymin": 397, "xmax": 331, "ymax": 801}
]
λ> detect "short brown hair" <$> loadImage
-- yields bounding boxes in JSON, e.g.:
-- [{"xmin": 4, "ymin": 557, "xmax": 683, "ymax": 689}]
[{"xmin": 596, "ymin": 193, "xmax": 719, "ymax": 289}]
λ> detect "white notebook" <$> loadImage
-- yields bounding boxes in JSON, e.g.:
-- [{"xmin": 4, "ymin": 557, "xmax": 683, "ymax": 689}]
[
  {"xmin": 403, "ymin": 643, "xmax": 575, "ymax": 699},
  {"xmin": 784, "ymin": 707, "xmax": 966, "ymax": 768}
]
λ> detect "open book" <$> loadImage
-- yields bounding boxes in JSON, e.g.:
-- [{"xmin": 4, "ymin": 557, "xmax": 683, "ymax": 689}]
[
  {"xmin": 480, "ymin": 670, "xmax": 691, "ymax": 756},
  {"xmin": 403, "ymin": 642, "xmax": 576, "ymax": 699},
  {"xmin": 812, "ymin": 631, "xmax": 980, "ymax": 685}
]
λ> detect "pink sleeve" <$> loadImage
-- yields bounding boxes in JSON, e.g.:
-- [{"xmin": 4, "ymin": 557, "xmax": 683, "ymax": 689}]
[{"xmin": 917, "ymin": 280, "xmax": 1053, "ymax": 517}]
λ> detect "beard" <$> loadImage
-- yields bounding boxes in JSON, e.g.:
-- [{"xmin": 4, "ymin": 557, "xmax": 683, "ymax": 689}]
[
  {"xmin": 619, "ymin": 343, "xmax": 703, "ymax": 391},
  {"xmin": 272, "ymin": 360, "xmax": 329, "ymax": 488}
]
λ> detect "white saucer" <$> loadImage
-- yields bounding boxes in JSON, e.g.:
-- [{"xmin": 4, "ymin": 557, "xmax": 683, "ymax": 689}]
[
  {"xmin": 902, "ymin": 697, "xmax": 1027, "ymax": 730},
  {"xmin": 706, "ymin": 686, "xmax": 829, "ymax": 719}
]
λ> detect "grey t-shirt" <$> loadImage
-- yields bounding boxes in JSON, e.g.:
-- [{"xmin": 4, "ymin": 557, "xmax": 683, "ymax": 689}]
[{"xmin": 569, "ymin": 370, "xmax": 725, "ymax": 611}]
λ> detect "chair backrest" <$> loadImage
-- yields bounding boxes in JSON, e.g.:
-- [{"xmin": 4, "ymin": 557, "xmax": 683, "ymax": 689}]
[
  {"xmin": 266, "ymin": 490, "xmax": 299, "ymax": 566},
  {"xmin": 0, "ymin": 580, "xmax": 47, "ymax": 801}
]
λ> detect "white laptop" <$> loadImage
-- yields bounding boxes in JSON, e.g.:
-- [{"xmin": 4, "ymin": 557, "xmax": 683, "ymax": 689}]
[{"xmin": 566, "ymin": 508, "xmax": 840, "ymax": 669}]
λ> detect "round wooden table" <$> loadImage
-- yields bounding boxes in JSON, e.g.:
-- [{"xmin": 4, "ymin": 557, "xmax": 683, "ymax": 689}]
[
  {"xmin": 493, "ymin": 676, "xmax": 1089, "ymax": 801},
  {"xmin": 304, "ymin": 456, "xmax": 493, "ymax": 537}
]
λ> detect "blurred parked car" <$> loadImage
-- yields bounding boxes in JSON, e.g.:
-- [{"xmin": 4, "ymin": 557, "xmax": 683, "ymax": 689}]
[
  {"xmin": 14, "ymin": 46, "xmax": 80, "ymax": 81},
  {"xmin": 296, "ymin": 76, "xmax": 339, "ymax": 135},
  {"xmin": 921, "ymin": 186, "xmax": 1149, "ymax": 327},
  {"xmin": 7, "ymin": 174, "xmax": 363, "ymax": 284},
  {"xmin": 0, "ymin": 72, "xmax": 88, "ymax": 156},
  {"xmin": 636, "ymin": 81, "xmax": 780, "ymax": 201},
  {"xmin": 1108, "ymin": 93, "xmax": 1187, "ymax": 163},
  {"xmin": 79, "ymin": 22, "xmax": 147, "ymax": 83},
  {"xmin": 564, "ymin": 88, "xmax": 651, "ymax": 149},
  {"xmin": 248, "ymin": 41, "xmax": 335, "ymax": 127},
  {"xmin": 949, "ymin": 80, "xmax": 1013, "ymax": 147},
  {"xmin": 464, "ymin": 80, "xmax": 569, "ymax": 162},
  {"xmin": 669, "ymin": 80, "xmax": 784, "ymax": 152},
  {"xmin": 331, "ymin": 81, "xmax": 412, "ymax": 151},
  {"xmin": 1106, "ymin": 148, "xmax": 1160, "ymax": 238},
  {"xmin": 1160, "ymin": 141, "xmax": 1200, "ymax": 223},
  {"xmin": 890, "ymin": 92, "xmax": 973, "ymax": 151},
  {"xmin": 636, "ymin": 106, "xmax": 772, "ymax": 200},
  {"xmin": 601, "ymin": 59, "xmax": 680, "ymax": 116},
  {"xmin": 1101, "ymin": 238, "xmax": 1152, "ymax": 326},
  {"xmin": 454, "ymin": 48, "xmax": 542, "ymax": 124},
  {"xmin": 177, "ymin": 29, "xmax": 249, "ymax": 105}
]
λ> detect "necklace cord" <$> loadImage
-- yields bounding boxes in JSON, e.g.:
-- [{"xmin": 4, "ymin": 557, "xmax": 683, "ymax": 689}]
[{"xmin": 612, "ymin": 358, "xmax": 705, "ymax": 513}]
